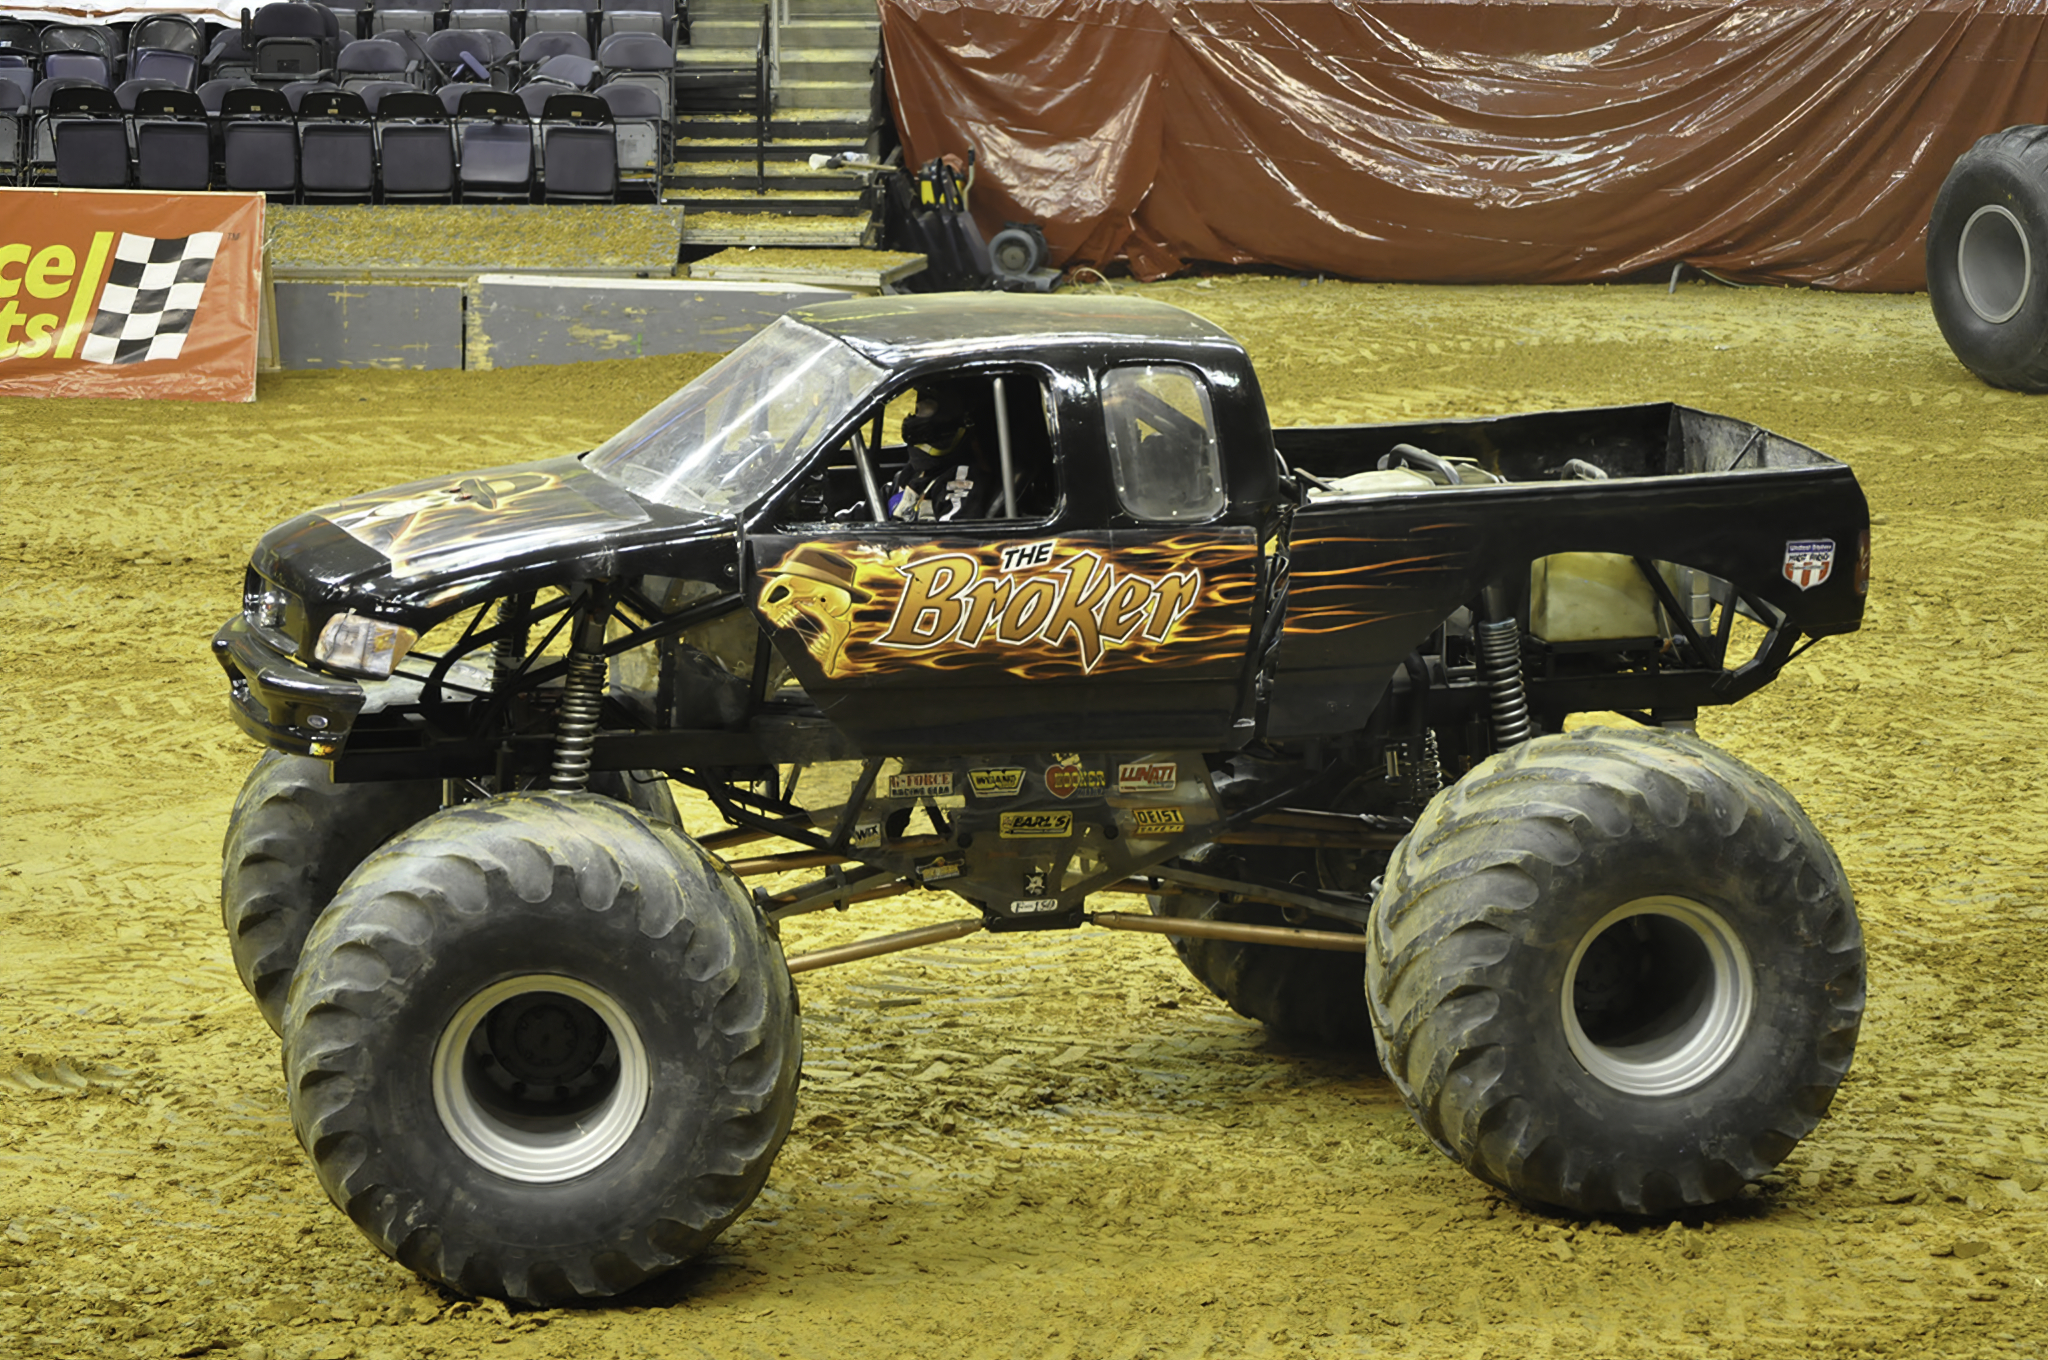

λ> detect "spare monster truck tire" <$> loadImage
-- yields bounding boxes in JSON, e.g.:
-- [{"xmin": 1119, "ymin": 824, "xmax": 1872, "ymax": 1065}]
[
  {"xmin": 1928, "ymin": 125, "xmax": 2048, "ymax": 392},
  {"xmin": 281, "ymin": 792, "xmax": 800, "ymax": 1305},
  {"xmin": 221, "ymin": 753, "xmax": 443, "ymax": 1037},
  {"xmin": 221, "ymin": 755, "xmax": 680, "ymax": 1037},
  {"xmin": 1149, "ymin": 846, "xmax": 1377, "ymax": 1052},
  {"xmin": 1365, "ymin": 725, "xmax": 1864, "ymax": 1215}
]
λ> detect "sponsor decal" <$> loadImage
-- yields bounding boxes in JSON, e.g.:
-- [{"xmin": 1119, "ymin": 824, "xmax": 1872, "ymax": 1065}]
[
  {"xmin": 1784, "ymin": 538, "xmax": 1835, "ymax": 591},
  {"xmin": 850, "ymin": 821, "xmax": 883, "ymax": 849},
  {"xmin": 1132, "ymin": 807, "xmax": 1186, "ymax": 834},
  {"xmin": 1022, "ymin": 867, "xmax": 1049, "ymax": 896},
  {"xmin": 917, "ymin": 855, "xmax": 963, "ymax": 883},
  {"xmin": 1116, "ymin": 760, "xmax": 1178, "ymax": 793},
  {"xmin": 1010, "ymin": 898, "xmax": 1062, "ymax": 914},
  {"xmin": 886, "ymin": 770, "xmax": 954, "ymax": 798},
  {"xmin": 1000, "ymin": 810, "xmax": 1073, "ymax": 838},
  {"xmin": 1044, "ymin": 753, "xmax": 1106, "ymax": 800},
  {"xmin": 969, "ymin": 767, "xmax": 1026, "ymax": 798}
]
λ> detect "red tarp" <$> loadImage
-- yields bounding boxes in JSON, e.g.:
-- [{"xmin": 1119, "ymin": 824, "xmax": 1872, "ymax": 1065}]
[{"xmin": 880, "ymin": 0, "xmax": 2048, "ymax": 289}]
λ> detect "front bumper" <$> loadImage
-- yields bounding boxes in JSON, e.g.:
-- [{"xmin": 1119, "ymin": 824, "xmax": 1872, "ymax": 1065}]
[{"xmin": 212, "ymin": 614, "xmax": 366, "ymax": 756}]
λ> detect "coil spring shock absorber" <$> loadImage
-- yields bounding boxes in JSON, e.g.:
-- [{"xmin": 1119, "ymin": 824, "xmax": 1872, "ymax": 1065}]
[
  {"xmin": 1410, "ymin": 727, "xmax": 1445, "ymax": 804},
  {"xmin": 492, "ymin": 593, "xmax": 531, "ymax": 693},
  {"xmin": 1476, "ymin": 584, "xmax": 1533, "ymax": 749},
  {"xmin": 549, "ymin": 587, "xmax": 611, "ymax": 792}
]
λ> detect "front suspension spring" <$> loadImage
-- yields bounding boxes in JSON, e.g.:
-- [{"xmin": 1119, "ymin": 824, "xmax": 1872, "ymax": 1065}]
[
  {"xmin": 549, "ymin": 593, "xmax": 610, "ymax": 792},
  {"xmin": 1475, "ymin": 617, "xmax": 1533, "ymax": 748}
]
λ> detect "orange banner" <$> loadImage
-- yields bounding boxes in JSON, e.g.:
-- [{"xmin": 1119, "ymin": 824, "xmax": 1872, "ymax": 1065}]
[{"xmin": 0, "ymin": 188, "xmax": 263, "ymax": 401}]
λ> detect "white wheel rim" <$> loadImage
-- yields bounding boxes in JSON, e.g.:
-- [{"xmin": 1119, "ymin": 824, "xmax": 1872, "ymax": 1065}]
[
  {"xmin": 1958, "ymin": 203, "xmax": 2032, "ymax": 325},
  {"xmin": 1561, "ymin": 896, "xmax": 1754, "ymax": 1097},
  {"xmin": 432, "ymin": 974, "xmax": 650, "ymax": 1183}
]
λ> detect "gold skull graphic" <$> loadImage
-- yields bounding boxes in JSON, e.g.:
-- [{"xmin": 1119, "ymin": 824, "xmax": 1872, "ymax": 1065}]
[{"xmin": 759, "ymin": 545, "xmax": 871, "ymax": 677}]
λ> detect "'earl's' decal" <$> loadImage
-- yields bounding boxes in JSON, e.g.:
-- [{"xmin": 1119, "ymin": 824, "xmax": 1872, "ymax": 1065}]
[
  {"xmin": 756, "ymin": 534, "xmax": 1255, "ymax": 682},
  {"xmin": 1001, "ymin": 811, "xmax": 1073, "ymax": 838}
]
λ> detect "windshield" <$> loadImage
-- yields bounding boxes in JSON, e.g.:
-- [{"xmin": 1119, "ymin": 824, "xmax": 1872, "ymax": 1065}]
[{"xmin": 584, "ymin": 316, "xmax": 885, "ymax": 515}]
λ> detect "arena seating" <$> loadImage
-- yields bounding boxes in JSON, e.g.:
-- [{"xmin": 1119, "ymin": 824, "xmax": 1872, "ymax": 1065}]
[{"xmin": 0, "ymin": 0, "xmax": 697, "ymax": 203}]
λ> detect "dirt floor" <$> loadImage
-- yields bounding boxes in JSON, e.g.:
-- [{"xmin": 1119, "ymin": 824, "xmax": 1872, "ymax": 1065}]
[{"xmin": 3, "ymin": 278, "xmax": 2046, "ymax": 1360}]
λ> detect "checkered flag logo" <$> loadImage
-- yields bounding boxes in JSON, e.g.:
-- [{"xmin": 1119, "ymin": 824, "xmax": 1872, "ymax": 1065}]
[{"xmin": 80, "ymin": 232, "xmax": 223, "ymax": 365}]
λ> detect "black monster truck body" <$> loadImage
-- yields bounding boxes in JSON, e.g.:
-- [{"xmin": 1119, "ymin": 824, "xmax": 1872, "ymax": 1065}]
[{"xmin": 213, "ymin": 295, "xmax": 1871, "ymax": 1304}]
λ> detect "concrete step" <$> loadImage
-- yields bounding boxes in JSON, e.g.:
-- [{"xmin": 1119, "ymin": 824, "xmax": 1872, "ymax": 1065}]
[
  {"xmin": 671, "ymin": 136, "xmax": 873, "ymax": 161},
  {"xmin": 777, "ymin": 77, "xmax": 874, "ymax": 110},
  {"xmin": 692, "ymin": 15, "xmax": 875, "ymax": 45},
  {"xmin": 674, "ymin": 108, "xmax": 874, "ymax": 141},
  {"xmin": 666, "ymin": 184, "xmax": 871, "ymax": 216},
  {"xmin": 692, "ymin": 0, "xmax": 876, "ymax": 16},
  {"xmin": 779, "ymin": 50, "xmax": 875, "ymax": 85},
  {"xmin": 677, "ymin": 208, "xmax": 874, "ymax": 248},
  {"xmin": 666, "ymin": 159, "xmax": 868, "ymax": 192}
]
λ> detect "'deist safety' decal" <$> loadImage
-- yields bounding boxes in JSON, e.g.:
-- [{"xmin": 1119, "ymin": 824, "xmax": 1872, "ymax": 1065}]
[{"xmin": 756, "ymin": 534, "xmax": 1255, "ymax": 681}]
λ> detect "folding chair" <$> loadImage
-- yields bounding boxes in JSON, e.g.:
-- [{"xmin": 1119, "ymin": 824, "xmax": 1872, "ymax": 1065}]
[
  {"xmin": 434, "ymin": 80, "xmax": 491, "ymax": 114},
  {"xmin": 337, "ymin": 37, "xmax": 414, "ymax": 92},
  {"xmin": 373, "ymin": 87, "xmax": 454, "ymax": 200},
  {"xmin": 453, "ymin": 87, "xmax": 530, "ymax": 200},
  {"xmin": 203, "ymin": 31, "xmax": 257, "ymax": 85},
  {"xmin": 248, "ymin": 1, "xmax": 342, "ymax": 84},
  {"xmin": 595, "ymin": 30, "xmax": 670, "ymax": 125},
  {"xmin": 0, "ymin": 82, "xmax": 23, "ymax": 186},
  {"xmin": 25, "ymin": 76, "xmax": 102, "ymax": 183},
  {"xmin": 132, "ymin": 85, "xmax": 212, "ymax": 189},
  {"xmin": 0, "ymin": 53, "xmax": 33, "ymax": 106},
  {"xmin": 525, "ymin": 0, "xmax": 596, "ymax": 49},
  {"xmin": 595, "ymin": 79, "xmax": 659, "ymax": 200},
  {"xmin": 517, "ymin": 29, "xmax": 588, "ymax": 73},
  {"xmin": 40, "ymin": 45, "xmax": 115, "ymax": 89},
  {"xmin": 366, "ymin": 0, "xmax": 442, "ymax": 41},
  {"xmin": 534, "ymin": 52, "xmax": 597, "ymax": 89},
  {"xmin": 539, "ymin": 91, "xmax": 612, "ymax": 201},
  {"xmin": 220, "ymin": 82, "xmax": 298, "ymax": 197},
  {"xmin": 597, "ymin": 0, "xmax": 668, "ymax": 45},
  {"xmin": 425, "ymin": 28, "xmax": 514, "ymax": 88},
  {"xmin": 446, "ymin": 0, "xmax": 519, "ymax": 42},
  {"xmin": 282, "ymin": 77, "xmax": 342, "ymax": 111},
  {"xmin": 50, "ymin": 83, "xmax": 128, "ymax": 187},
  {"xmin": 298, "ymin": 86, "xmax": 376, "ymax": 200}
]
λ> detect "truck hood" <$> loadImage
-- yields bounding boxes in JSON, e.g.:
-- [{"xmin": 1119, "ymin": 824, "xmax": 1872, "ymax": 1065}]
[{"xmin": 252, "ymin": 455, "xmax": 733, "ymax": 621}]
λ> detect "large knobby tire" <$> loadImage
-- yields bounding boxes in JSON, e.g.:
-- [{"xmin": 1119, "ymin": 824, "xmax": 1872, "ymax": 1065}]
[
  {"xmin": 1366, "ymin": 726, "xmax": 1863, "ymax": 1216},
  {"xmin": 1149, "ymin": 846, "xmax": 1377, "ymax": 1052},
  {"xmin": 221, "ymin": 755, "xmax": 680, "ymax": 1037},
  {"xmin": 221, "ymin": 752, "xmax": 443, "ymax": 1036},
  {"xmin": 282, "ymin": 793, "xmax": 800, "ymax": 1305},
  {"xmin": 1928, "ymin": 125, "xmax": 2048, "ymax": 392}
]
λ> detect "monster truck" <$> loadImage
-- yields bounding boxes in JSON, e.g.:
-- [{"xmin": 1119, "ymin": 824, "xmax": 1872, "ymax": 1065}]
[{"xmin": 213, "ymin": 294, "xmax": 1871, "ymax": 1305}]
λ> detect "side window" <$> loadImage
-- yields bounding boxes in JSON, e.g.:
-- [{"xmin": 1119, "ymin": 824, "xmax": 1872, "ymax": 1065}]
[
  {"xmin": 1103, "ymin": 364, "xmax": 1225, "ymax": 523},
  {"xmin": 771, "ymin": 371, "xmax": 1060, "ymax": 528}
]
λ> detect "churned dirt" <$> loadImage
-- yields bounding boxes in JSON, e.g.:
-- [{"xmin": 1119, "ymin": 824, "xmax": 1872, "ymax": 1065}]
[{"xmin": 3, "ymin": 279, "xmax": 2046, "ymax": 1360}]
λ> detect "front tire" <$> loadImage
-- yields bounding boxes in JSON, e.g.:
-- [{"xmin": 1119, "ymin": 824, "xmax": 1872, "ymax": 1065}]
[
  {"xmin": 282, "ymin": 793, "xmax": 800, "ymax": 1304},
  {"xmin": 220, "ymin": 753, "xmax": 442, "ymax": 1036},
  {"xmin": 1365, "ymin": 726, "xmax": 1863, "ymax": 1215},
  {"xmin": 1928, "ymin": 125, "xmax": 2048, "ymax": 391}
]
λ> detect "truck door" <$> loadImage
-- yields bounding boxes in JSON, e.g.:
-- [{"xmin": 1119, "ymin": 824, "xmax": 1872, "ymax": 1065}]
[{"xmin": 747, "ymin": 362, "xmax": 1263, "ymax": 756}]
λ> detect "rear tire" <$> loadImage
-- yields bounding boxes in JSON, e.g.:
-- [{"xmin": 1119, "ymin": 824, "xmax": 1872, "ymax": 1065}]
[
  {"xmin": 1365, "ymin": 726, "xmax": 1863, "ymax": 1215},
  {"xmin": 1150, "ymin": 845, "xmax": 1378, "ymax": 1052},
  {"xmin": 1928, "ymin": 125, "xmax": 2048, "ymax": 391},
  {"xmin": 282, "ymin": 793, "xmax": 800, "ymax": 1305}
]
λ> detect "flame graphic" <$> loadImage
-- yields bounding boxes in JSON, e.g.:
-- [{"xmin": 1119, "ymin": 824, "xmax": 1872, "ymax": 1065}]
[{"xmin": 764, "ymin": 533, "xmax": 1258, "ymax": 682}]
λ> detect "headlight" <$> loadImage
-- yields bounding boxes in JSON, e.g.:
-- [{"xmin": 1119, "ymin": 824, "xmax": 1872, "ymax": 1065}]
[
  {"xmin": 315, "ymin": 613, "xmax": 419, "ymax": 679},
  {"xmin": 244, "ymin": 575, "xmax": 296, "ymax": 631}
]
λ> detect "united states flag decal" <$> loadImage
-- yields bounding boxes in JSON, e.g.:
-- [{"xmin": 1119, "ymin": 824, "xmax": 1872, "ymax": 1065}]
[{"xmin": 80, "ymin": 232, "xmax": 222, "ymax": 365}]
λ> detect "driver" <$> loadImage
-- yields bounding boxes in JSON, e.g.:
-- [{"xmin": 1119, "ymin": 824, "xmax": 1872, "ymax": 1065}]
[{"xmin": 887, "ymin": 385, "xmax": 991, "ymax": 522}]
